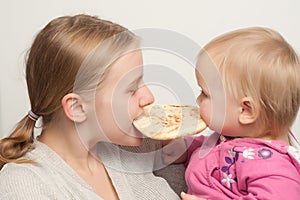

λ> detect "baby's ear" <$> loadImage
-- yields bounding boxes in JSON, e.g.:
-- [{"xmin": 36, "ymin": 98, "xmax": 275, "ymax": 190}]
[
  {"xmin": 239, "ymin": 97, "xmax": 260, "ymax": 125},
  {"xmin": 61, "ymin": 93, "xmax": 87, "ymax": 123}
]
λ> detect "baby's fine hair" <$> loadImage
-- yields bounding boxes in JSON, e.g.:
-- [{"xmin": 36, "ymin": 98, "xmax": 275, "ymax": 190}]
[
  {"xmin": 0, "ymin": 14, "xmax": 138, "ymax": 168},
  {"xmin": 199, "ymin": 27, "xmax": 300, "ymax": 134}
]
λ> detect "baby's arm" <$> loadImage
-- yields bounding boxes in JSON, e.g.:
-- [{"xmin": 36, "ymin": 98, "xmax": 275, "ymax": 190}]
[
  {"xmin": 235, "ymin": 149, "xmax": 300, "ymax": 199},
  {"xmin": 162, "ymin": 138, "xmax": 188, "ymax": 164},
  {"xmin": 239, "ymin": 171, "xmax": 300, "ymax": 199},
  {"xmin": 162, "ymin": 135, "xmax": 206, "ymax": 165}
]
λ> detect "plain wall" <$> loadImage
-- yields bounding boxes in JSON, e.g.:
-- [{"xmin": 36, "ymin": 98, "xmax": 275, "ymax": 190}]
[{"xmin": 1, "ymin": 0, "xmax": 300, "ymax": 139}]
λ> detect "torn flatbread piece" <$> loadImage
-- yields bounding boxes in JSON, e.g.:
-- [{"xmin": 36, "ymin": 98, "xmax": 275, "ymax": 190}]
[{"xmin": 133, "ymin": 104, "xmax": 207, "ymax": 140}]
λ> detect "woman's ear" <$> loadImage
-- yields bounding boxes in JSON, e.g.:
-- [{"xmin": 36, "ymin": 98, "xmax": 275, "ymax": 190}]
[
  {"xmin": 61, "ymin": 93, "xmax": 87, "ymax": 123},
  {"xmin": 239, "ymin": 97, "xmax": 260, "ymax": 125}
]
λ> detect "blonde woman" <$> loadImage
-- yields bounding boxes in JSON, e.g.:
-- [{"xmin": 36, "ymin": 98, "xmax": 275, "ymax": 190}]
[{"xmin": 0, "ymin": 14, "xmax": 196, "ymax": 200}]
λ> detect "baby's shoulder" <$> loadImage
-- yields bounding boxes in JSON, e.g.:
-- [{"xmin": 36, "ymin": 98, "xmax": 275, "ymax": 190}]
[
  {"xmin": 225, "ymin": 138, "xmax": 288, "ymax": 153},
  {"xmin": 220, "ymin": 138, "xmax": 294, "ymax": 167},
  {"xmin": 221, "ymin": 139, "xmax": 299, "ymax": 172}
]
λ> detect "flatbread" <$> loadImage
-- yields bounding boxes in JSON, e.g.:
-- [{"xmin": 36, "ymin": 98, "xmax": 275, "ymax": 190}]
[{"xmin": 133, "ymin": 104, "xmax": 207, "ymax": 140}]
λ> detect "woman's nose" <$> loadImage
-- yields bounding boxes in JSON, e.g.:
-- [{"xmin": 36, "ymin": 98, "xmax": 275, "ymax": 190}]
[{"xmin": 139, "ymin": 86, "xmax": 154, "ymax": 107}]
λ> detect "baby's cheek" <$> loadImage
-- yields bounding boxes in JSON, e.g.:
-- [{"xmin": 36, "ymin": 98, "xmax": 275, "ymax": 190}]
[{"xmin": 200, "ymin": 107, "xmax": 210, "ymax": 125}]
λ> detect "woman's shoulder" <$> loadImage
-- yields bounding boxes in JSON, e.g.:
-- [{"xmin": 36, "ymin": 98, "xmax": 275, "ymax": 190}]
[
  {"xmin": 0, "ymin": 162, "xmax": 54, "ymax": 199},
  {"xmin": 0, "ymin": 141, "xmax": 65, "ymax": 199},
  {"xmin": 0, "ymin": 162, "xmax": 43, "ymax": 183}
]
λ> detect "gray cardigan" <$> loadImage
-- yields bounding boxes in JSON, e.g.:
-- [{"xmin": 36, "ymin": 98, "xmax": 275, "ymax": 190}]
[{"xmin": 0, "ymin": 139, "xmax": 186, "ymax": 199}]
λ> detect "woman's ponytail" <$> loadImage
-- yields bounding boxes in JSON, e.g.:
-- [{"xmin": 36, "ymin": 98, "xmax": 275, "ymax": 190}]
[{"xmin": 0, "ymin": 115, "xmax": 36, "ymax": 169}]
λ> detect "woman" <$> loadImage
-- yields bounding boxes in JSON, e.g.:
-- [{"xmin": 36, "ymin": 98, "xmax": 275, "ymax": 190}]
[{"xmin": 0, "ymin": 14, "xmax": 202, "ymax": 200}]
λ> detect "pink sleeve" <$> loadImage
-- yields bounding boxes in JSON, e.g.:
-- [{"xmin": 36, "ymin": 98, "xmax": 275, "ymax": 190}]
[{"xmin": 184, "ymin": 135, "xmax": 205, "ymax": 165}]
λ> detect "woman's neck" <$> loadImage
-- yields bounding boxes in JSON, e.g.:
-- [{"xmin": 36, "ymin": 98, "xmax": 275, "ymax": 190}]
[{"xmin": 37, "ymin": 120, "xmax": 100, "ymax": 172}]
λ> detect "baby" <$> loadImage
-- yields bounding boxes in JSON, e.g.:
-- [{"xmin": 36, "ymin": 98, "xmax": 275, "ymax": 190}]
[{"xmin": 165, "ymin": 27, "xmax": 300, "ymax": 199}]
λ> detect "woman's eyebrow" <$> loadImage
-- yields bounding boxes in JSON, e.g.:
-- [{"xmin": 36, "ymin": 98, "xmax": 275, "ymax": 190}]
[{"xmin": 127, "ymin": 75, "xmax": 143, "ymax": 86}]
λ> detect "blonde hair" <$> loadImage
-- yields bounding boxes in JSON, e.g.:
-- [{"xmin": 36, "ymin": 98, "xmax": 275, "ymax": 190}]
[
  {"xmin": 0, "ymin": 14, "xmax": 138, "ymax": 169},
  {"xmin": 198, "ymin": 27, "xmax": 300, "ymax": 135}
]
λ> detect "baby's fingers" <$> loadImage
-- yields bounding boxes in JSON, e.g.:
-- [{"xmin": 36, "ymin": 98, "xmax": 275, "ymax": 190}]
[{"xmin": 180, "ymin": 192, "xmax": 206, "ymax": 200}]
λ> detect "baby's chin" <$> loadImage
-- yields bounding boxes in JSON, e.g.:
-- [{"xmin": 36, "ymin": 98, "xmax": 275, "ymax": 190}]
[{"xmin": 219, "ymin": 131, "xmax": 242, "ymax": 138}]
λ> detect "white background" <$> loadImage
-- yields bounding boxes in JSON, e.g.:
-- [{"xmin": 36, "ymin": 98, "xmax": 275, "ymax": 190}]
[{"xmin": 1, "ymin": 0, "xmax": 299, "ymax": 139}]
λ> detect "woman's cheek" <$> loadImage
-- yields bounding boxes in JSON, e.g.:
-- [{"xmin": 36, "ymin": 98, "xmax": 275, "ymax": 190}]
[{"xmin": 128, "ymin": 94, "xmax": 139, "ymax": 121}]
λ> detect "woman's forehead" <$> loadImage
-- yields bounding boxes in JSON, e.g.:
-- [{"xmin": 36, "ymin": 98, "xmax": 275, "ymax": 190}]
[{"xmin": 105, "ymin": 50, "xmax": 144, "ymax": 83}]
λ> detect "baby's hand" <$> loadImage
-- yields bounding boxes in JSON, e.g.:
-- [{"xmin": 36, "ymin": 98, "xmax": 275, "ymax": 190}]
[
  {"xmin": 181, "ymin": 192, "xmax": 206, "ymax": 200},
  {"xmin": 162, "ymin": 138, "xmax": 188, "ymax": 164}
]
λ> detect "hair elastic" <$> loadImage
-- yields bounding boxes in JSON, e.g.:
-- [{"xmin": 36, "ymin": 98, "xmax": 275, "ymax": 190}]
[{"xmin": 28, "ymin": 110, "xmax": 40, "ymax": 121}]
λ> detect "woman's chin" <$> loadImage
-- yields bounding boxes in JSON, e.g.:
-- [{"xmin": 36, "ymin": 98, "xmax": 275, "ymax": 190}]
[
  {"xmin": 130, "ymin": 137, "xmax": 144, "ymax": 146},
  {"xmin": 119, "ymin": 129, "xmax": 144, "ymax": 146},
  {"xmin": 119, "ymin": 137, "xmax": 144, "ymax": 146}
]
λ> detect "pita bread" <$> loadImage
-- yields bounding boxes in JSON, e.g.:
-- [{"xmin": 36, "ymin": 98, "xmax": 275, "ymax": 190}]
[{"xmin": 133, "ymin": 104, "xmax": 207, "ymax": 140}]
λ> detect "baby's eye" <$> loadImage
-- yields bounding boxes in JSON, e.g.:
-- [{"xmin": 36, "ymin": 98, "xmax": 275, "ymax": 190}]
[{"xmin": 200, "ymin": 90, "xmax": 208, "ymax": 97}]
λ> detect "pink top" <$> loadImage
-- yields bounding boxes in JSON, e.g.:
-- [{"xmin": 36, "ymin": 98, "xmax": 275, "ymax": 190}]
[{"xmin": 185, "ymin": 133, "xmax": 300, "ymax": 199}]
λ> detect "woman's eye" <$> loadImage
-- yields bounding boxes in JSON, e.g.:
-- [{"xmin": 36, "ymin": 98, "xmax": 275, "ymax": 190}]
[
  {"xmin": 128, "ymin": 78, "xmax": 143, "ymax": 94},
  {"xmin": 129, "ymin": 86, "xmax": 138, "ymax": 93},
  {"xmin": 128, "ymin": 80, "xmax": 144, "ymax": 94},
  {"xmin": 129, "ymin": 89, "xmax": 135, "ymax": 93}
]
